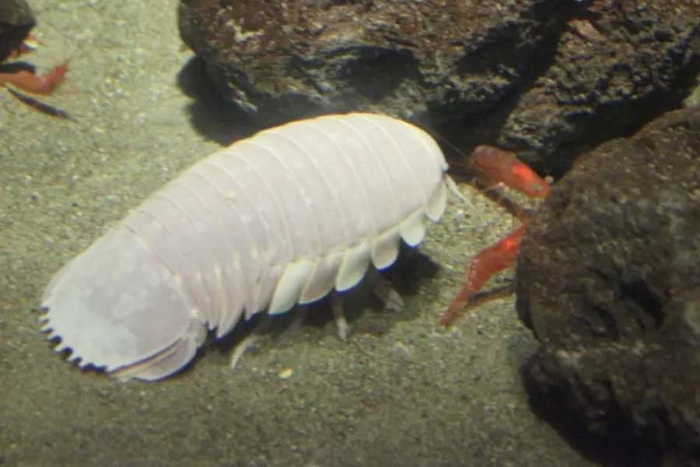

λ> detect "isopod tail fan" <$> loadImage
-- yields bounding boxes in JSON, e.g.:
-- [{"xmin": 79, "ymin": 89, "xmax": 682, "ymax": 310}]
[{"xmin": 40, "ymin": 226, "xmax": 207, "ymax": 381}]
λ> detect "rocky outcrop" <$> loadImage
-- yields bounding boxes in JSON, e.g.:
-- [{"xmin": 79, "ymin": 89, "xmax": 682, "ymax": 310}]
[
  {"xmin": 178, "ymin": 0, "xmax": 700, "ymax": 173},
  {"xmin": 516, "ymin": 106, "xmax": 700, "ymax": 465},
  {"xmin": 178, "ymin": 0, "xmax": 566, "ymax": 120},
  {"xmin": 0, "ymin": 0, "xmax": 36, "ymax": 63}
]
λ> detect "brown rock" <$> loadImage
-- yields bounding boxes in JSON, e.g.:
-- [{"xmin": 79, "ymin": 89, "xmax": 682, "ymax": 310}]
[
  {"xmin": 178, "ymin": 0, "xmax": 700, "ymax": 174},
  {"xmin": 500, "ymin": 0, "xmax": 700, "ymax": 174},
  {"xmin": 177, "ymin": 0, "xmax": 569, "ymax": 125},
  {"xmin": 0, "ymin": 0, "xmax": 35, "ymax": 63},
  {"xmin": 516, "ymin": 106, "xmax": 700, "ymax": 464}
]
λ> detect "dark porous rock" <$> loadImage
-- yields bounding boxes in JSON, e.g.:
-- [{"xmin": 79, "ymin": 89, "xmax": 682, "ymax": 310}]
[
  {"xmin": 0, "ymin": 0, "xmax": 36, "ymax": 63},
  {"xmin": 500, "ymin": 0, "xmax": 700, "ymax": 174},
  {"xmin": 178, "ymin": 0, "xmax": 700, "ymax": 173},
  {"xmin": 516, "ymin": 107, "xmax": 700, "ymax": 465},
  {"xmin": 177, "ymin": 0, "xmax": 570, "ymax": 126}
]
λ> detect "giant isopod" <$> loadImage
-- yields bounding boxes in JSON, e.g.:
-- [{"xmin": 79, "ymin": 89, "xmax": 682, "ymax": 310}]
[{"xmin": 40, "ymin": 113, "xmax": 451, "ymax": 381}]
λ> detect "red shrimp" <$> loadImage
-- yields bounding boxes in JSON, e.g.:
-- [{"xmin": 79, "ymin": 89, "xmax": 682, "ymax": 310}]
[
  {"xmin": 440, "ymin": 146, "xmax": 550, "ymax": 326},
  {"xmin": 0, "ymin": 59, "xmax": 69, "ymax": 95}
]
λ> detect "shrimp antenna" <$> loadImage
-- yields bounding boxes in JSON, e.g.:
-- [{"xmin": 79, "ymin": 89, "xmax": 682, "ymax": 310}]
[{"xmin": 418, "ymin": 121, "xmax": 478, "ymax": 214}]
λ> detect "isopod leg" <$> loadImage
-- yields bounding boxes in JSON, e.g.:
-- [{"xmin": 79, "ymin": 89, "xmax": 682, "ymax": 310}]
[
  {"xmin": 371, "ymin": 272, "xmax": 404, "ymax": 312},
  {"xmin": 330, "ymin": 272, "xmax": 403, "ymax": 342},
  {"xmin": 229, "ymin": 307, "xmax": 315, "ymax": 371},
  {"xmin": 229, "ymin": 315, "xmax": 272, "ymax": 370},
  {"xmin": 330, "ymin": 293, "xmax": 351, "ymax": 341},
  {"xmin": 440, "ymin": 223, "xmax": 526, "ymax": 326}
]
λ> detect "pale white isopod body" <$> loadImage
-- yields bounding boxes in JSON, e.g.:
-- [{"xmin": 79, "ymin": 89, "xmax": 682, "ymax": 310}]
[{"xmin": 41, "ymin": 113, "xmax": 449, "ymax": 381}]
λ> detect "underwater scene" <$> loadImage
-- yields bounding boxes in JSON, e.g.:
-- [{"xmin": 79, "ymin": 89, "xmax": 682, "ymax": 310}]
[{"xmin": 2, "ymin": 0, "xmax": 700, "ymax": 466}]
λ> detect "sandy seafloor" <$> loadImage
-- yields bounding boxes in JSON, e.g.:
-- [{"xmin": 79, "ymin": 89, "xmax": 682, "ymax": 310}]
[{"xmin": 0, "ymin": 1, "xmax": 598, "ymax": 466}]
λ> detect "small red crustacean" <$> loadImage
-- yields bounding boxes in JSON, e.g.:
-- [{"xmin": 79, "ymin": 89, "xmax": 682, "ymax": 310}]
[
  {"xmin": 440, "ymin": 145, "xmax": 551, "ymax": 326},
  {"xmin": 0, "ymin": 0, "xmax": 69, "ymax": 114}
]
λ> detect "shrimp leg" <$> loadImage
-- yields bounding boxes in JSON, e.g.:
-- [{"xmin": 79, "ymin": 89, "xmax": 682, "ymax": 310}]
[
  {"xmin": 0, "ymin": 60, "xmax": 69, "ymax": 95},
  {"xmin": 441, "ymin": 146, "xmax": 549, "ymax": 326},
  {"xmin": 440, "ymin": 223, "xmax": 525, "ymax": 326}
]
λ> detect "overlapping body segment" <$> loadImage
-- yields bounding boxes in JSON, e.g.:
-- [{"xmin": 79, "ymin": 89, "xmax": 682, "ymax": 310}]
[{"xmin": 41, "ymin": 113, "xmax": 449, "ymax": 381}]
